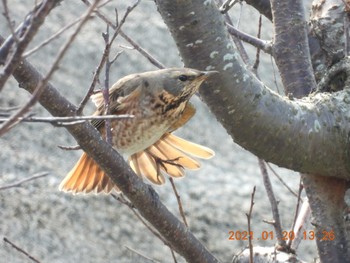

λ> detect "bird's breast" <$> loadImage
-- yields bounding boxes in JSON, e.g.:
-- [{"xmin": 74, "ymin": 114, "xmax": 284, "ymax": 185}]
[{"xmin": 110, "ymin": 94, "xmax": 185, "ymax": 155}]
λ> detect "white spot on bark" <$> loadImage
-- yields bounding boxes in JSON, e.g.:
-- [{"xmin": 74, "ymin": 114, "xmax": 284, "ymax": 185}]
[
  {"xmin": 213, "ymin": 89, "xmax": 220, "ymax": 94},
  {"xmin": 210, "ymin": 51, "xmax": 219, "ymax": 58},
  {"xmin": 186, "ymin": 43, "xmax": 194, "ymax": 47},
  {"xmin": 205, "ymin": 65, "xmax": 216, "ymax": 71},
  {"xmin": 204, "ymin": 0, "xmax": 212, "ymax": 6},
  {"xmin": 188, "ymin": 11, "xmax": 195, "ymax": 16},
  {"xmin": 179, "ymin": 25, "xmax": 185, "ymax": 31},
  {"xmin": 215, "ymin": 37, "xmax": 222, "ymax": 42},
  {"xmin": 314, "ymin": 120, "xmax": 321, "ymax": 132},
  {"xmin": 223, "ymin": 63, "xmax": 233, "ymax": 70},
  {"xmin": 223, "ymin": 53, "xmax": 235, "ymax": 61},
  {"xmin": 195, "ymin": 39, "xmax": 203, "ymax": 44}
]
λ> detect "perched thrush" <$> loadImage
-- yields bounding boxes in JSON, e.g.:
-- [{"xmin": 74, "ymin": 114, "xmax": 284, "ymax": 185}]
[{"xmin": 59, "ymin": 68, "xmax": 216, "ymax": 194}]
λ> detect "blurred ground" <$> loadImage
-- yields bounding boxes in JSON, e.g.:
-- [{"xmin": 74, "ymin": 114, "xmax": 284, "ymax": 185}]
[{"xmin": 0, "ymin": 1, "xmax": 316, "ymax": 262}]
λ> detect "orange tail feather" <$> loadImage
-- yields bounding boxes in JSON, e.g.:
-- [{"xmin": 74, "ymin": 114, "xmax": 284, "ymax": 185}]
[
  {"xmin": 59, "ymin": 153, "xmax": 119, "ymax": 194},
  {"xmin": 128, "ymin": 133, "xmax": 214, "ymax": 183}
]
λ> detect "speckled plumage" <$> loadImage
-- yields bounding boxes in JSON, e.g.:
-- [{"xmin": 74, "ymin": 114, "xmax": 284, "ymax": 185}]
[{"xmin": 59, "ymin": 68, "xmax": 216, "ymax": 194}]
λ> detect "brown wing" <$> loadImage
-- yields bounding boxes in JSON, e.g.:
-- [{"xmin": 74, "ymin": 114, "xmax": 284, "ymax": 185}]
[{"xmin": 91, "ymin": 75, "xmax": 143, "ymax": 132}]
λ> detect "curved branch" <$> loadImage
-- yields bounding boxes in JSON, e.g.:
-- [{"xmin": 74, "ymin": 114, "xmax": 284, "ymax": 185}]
[{"xmin": 154, "ymin": 0, "xmax": 350, "ymax": 179}]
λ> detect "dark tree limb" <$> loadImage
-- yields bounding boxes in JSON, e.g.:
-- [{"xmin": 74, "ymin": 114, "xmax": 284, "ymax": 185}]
[
  {"xmin": 270, "ymin": 0, "xmax": 316, "ymax": 98},
  {"xmin": 302, "ymin": 174, "xmax": 350, "ymax": 262}
]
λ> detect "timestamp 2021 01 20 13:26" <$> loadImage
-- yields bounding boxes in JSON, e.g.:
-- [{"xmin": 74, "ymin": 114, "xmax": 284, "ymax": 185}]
[{"xmin": 228, "ymin": 230, "xmax": 336, "ymax": 242}]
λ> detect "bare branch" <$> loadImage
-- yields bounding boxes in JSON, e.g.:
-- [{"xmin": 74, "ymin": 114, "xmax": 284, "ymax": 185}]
[
  {"xmin": 3, "ymin": 237, "xmax": 41, "ymax": 263},
  {"xmin": 266, "ymin": 163, "xmax": 298, "ymax": 198},
  {"xmin": 258, "ymin": 159, "xmax": 287, "ymax": 249},
  {"xmin": 290, "ymin": 198, "xmax": 311, "ymax": 251},
  {"xmin": 57, "ymin": 144, "xmax": 81, "ymax": 151},
  {"xmin": 111, "ymin": 193, "xmax": 178, "ymax": 256},
  {"xmin": 0, "ymin": 114, "xmax": 133, "ymax": 125},
  {"xmin": 169, "ymin": 178, "xmax": 188, "ymax": 227},
  {"xmin": 0, "ymin": 0, "xmax": 101, "ymax": 136},
  {"xmin": 0, "ymin": 0, "xmax": 60, "ymax": 91},
  {"xmin": 287, "ymin": 178, "xmax": 304, "ymax": 248},
  {"xmin": 23, "ymin": 16, "xmax": 82, "ymax": 58},
  {"xmin": 245, "ymin": 186, "xmax": 256, "ymax": 263},
  {"xmin": 2, "ymin": 0, "xmax": 18, "ymax": 43},
  {"xmin": 226, "ymin": 23, "xmax": 272, "ymax": 55},
  {"xmin": 0, "ymin": 172, "xmax": 49, "ymax": 191},
  {"xmin": 81, "ymin": 0, "xmax": 165, "ymax": 69}
]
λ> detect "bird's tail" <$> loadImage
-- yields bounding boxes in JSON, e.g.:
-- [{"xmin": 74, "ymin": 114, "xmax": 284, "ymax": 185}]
[
  {"xmin": 128, "ymin": 133, "xmax": 214, "ymax": 184},
  {"xmin": 60, "ymin": 133, "xmax": 214, "ymax": 194},
  {"xmin": 59, "ymin": 152, "xmax": 119, "ymax": 194}
]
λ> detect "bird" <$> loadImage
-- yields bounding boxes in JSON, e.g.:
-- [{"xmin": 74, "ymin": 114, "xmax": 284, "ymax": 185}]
[{"xmin": 59, "ymin": 68, "xmax": 216, "ymax": 194}]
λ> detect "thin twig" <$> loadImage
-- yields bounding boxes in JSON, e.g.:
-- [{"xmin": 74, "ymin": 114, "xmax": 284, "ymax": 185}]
[
  {"xmin": 3, "ymin": 237, "xmax": 41, "ymax": 263},
  {"xmin": 81, "ymin": 0, "xmax": 165, "ymax": 69},
  {"xmin": 290, "ymin": 198, "xmax": 311, "ymax": 251},
  {"xmin": 217, "ymin": 0, "xmax": 250, "ymax": 64},
  {"xmin": 2, "ymin": 0, "xmax": 18, "ymax": 43},
  {"xmin": 0, "ymin": 114, "xmax": 133, "ymax": 124},
  {"xmin": 288, "ymin": 178, "xmax": 304, "ymax": 249},
  {"xmin": 258, "ymin": 158, "xmax": 287, "ymax": 248},
  {"xmin": 124, "ymin": 246, "xmax": 161, "ymax": 263},
  {"xmin": 169, "ymin": 177, "xmax": 188, "ymax": 227},
  {"xmin": 102, "ymin": 26, "xmax": 113, "ymax": 144},
  {"xmin": 226, "ymin": 23, "xmax": 272, "ymax": 54},
  {"xmin": 0, "ymin": 1, "xmax": 59, "ymax": 91},
  {"xmin": 111, "ymin": 194, "xmax": 168, "ymax": 243},
  {"xmin": 0, "ymin": 106, "xmax": 20, "ymax": 113},
  {"xmin": 0, "ymin": 172, "xmax": 49, "ymax": 190},
  {"xmin": 245, "ymin": 186, "xmax": 256, "ymax": 263},
  {"xmin": 170, "ymin": 248, "xmax": 178, "ymax": 263},
  {"xmin": 0, "ymin": 0, "xmax": 101, "ymax": 136},
  {"xmin": 252, "ymin": 15, "xmax": 262, "ymax": 72},
  {"xmin": 95, "ymin": 1, "xmax": 140, "ymax": 144},
  {"xmin": 266, "ymin": 163, "xmax": 298, "ymax": 197},
  {"xmin": 111, "ymin": 193, "xmax": 179, "ymax": 260},
  {"xmin": 23, "ymin": 16, "xmax": 83, "ymax": 58},
  {"xmin": 57, "ymin": 144, "xmax": 81, "ymax": 151}
]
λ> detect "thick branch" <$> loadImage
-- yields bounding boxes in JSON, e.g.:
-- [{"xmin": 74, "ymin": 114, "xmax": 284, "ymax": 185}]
[
  {"xmin": 1, "ymin": 36, "xmax": 220, "ymax": 263},
  {"xmin": 154, "ymin": 0, "xmax": 350, "ymax": 179},
  {"xmin": 270, "ymin": 0, "xmax": 316, "ymax": 98},
  {"xmin": 302, "ymin": 174, "xmax": 350, "ymax": 261}
]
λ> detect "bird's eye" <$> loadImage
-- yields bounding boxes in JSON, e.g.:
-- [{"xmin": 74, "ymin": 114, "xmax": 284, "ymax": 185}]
[{"xmin": 178, "ymin": 75, "xmax": 188, "ymax": 81}]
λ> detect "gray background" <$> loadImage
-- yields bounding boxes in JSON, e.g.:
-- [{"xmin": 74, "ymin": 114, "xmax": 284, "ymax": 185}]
[{"xmin": 1, "ymin": 1, "xmax": 315, "ymax": 262}]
